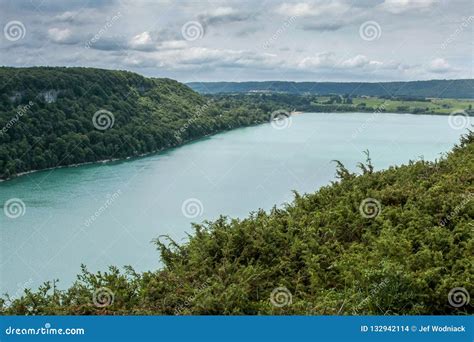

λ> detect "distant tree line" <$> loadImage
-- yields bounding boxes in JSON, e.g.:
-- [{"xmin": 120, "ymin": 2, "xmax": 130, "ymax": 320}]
[{"xmin": 187, "ymin": 79, "xmax": 474, "ymax": 98}]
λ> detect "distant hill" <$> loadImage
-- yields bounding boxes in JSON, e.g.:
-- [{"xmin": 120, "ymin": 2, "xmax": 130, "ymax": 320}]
[
  {"xmin": 187, "ymin": 79, "xmax": 474, "ymax": 99},
  {"xmin": 1, "ymin": 67, "xmax": 471, "ymax": 180}
]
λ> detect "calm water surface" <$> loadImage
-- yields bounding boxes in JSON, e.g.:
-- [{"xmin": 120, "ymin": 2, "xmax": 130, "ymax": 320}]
[{"xmin": 0, "ymin": 113, "xmax": 465, "ymax": 294}]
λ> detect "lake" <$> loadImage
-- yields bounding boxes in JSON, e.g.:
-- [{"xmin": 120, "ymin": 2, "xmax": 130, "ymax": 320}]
[{"xmin": 0, "ymin": 113, "xmax": 465, "ymax": 295}]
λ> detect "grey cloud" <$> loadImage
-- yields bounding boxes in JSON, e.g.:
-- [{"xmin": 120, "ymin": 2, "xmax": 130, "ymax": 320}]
[
  {"xmin": 197, "ymin": 7, "xmax": 257, "ymax": 26},
  {"xmin": 86, "ymin": 36, "xmax": 128, "ymax": 51},
  {"xmin": 301, "ymin": 22, "xmax": 346, "ymax": 32},
  {"xmin": 5, "ymin": 0, "xmax": 118, "ymax": 13},
  {"xmin": 0, "ymin": 0, "xmax": 470, "ymax": 82},
  {"xmin": 235, "ymin": 27, "xmax": 259, "ymax": 37},
  {"xmin": 86, "ymin": 28, "xmax": 183, "ymax": 52}
]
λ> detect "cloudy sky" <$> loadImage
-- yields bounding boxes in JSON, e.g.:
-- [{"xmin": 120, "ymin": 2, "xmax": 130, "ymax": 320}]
[{"xmin": 0, "ymin": 0, "xmax": 472, "ymax": 82}]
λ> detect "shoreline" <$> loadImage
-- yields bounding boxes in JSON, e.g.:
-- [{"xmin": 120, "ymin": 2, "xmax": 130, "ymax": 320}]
[
  {"xmin": 0, "ymin": 121, "xmax": 266, "ymax": 183},
  {"xmin": 0, "ymin": 110, "xmax": 467, "ymax": 183}
]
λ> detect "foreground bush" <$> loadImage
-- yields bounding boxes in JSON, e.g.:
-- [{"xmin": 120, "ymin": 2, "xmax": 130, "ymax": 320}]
[{"xmin": 2, "ymin": 132, "xmax": 472, "ymax": 315}]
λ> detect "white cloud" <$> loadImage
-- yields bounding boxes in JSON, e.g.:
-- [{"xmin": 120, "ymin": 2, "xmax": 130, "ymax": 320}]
[
  {"xmin": 47, "ymin": 28, "xmax": 77, "ymax": 44},
  {"xmin": 160, "ymin": 40, "xmax": 188, "ymax": 50},
  {"xmin": 121, "ymin": 47, "xmax": 281, "ymax": 71},
  {"xmin": 276, "ymin": 1, "xmax": 359, "ymax": 32},
  {"xmin": 298, "ymin": 52, "xmax": 337, "ymax": 68},
  {"xmin": 379, "ymin": 0, "xmax": 438, "ymax": 14},
  {"xmin": 207, "ymin": 7, "xmax": 236, "ymax": 17},
  {"xmin": 97, "ymin": 30, "xmax": 186, "ymax": 52},
  {"xmin": 341, "ymin": 55, "xmax": 369, "ymax": 68},
  {"xmin": 129, "ymin": 31, "xmax": 155, "ymax": 50},
  {"xmin": 298, "ymin": 53, "xmax": 384, "ymax": 70},
  {"xmin": 276, "ymin": 1, "xmax": 350, "ymax": 17},
  {"xmin": 341, "ymin": 55, "xmax": 383, "ymax": 68},
  {"xmin": 174, "ymin": 47, "xmax": 279, "ymax": 68},
  {"xmin": 427, "ymin": 58, "xmax": 453, "ymax": 73},
  {"xmin": 55, "ymin": 11, "xmax": 77, "ymax": 22}
]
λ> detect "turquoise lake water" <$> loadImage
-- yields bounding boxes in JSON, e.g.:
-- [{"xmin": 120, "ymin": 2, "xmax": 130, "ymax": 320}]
[{"xmin": 0, "ymin": 113, "xmax": 466, "ymax": 295}]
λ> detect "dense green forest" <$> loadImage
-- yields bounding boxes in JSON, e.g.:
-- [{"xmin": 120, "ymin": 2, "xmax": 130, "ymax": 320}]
[
  {"xmin": 2, "ymin": 131, "xmax": 472, "ymax": 315},
  {"xmin": 1, "ymin": 67, "xmax": 472, "ymax": 180},
  {"xmin": 188, "ymin": 79, "xmax": 474, "ymax": 98},
  {"xmin": 0, "ymin": 67, "xmax": 273, "ymax": 179}
]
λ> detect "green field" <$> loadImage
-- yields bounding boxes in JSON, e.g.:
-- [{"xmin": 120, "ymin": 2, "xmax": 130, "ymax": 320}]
[
  {"xmin": 347, "ymin": 97, "xmax": 473, "ymax": 114},
  {"xmin": 211, "ymin": 93, "xmax": 474, "ymax": 116}
]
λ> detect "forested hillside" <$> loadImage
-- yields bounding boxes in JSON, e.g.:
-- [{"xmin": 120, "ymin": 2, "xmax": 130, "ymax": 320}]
[
  {"xmin": 0, "ymin": 67, "xmax": 270, "ymax": 179},
  {"xmin": 2, "ymin": 132, "xmax": 472, "ymax": 315},
  {"xmin": 1, "ymin": 68, "xmax": 472, "ymax": 180},
  {"xmin": 188, "ymin": 79, "xmax": 474, "ymax": 98}
]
